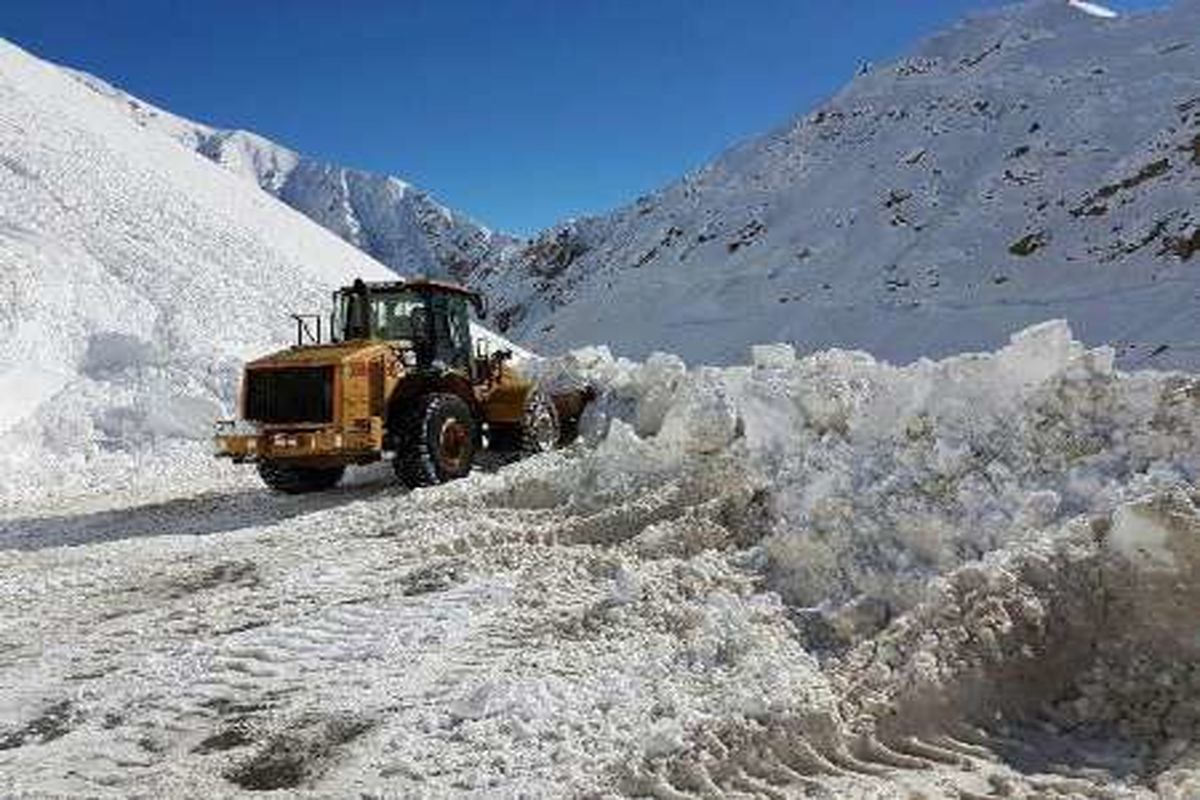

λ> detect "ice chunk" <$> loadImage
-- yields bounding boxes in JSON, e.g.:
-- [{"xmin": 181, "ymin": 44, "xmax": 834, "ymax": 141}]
[
  {"xmin": 751, "ymin": 343, "xmax": 796, "ymax": 370},
  {"xmin": 1111, "ymin": 500, "xmax": 1179, "ymax": 570},
  {"xmin": 0, "ymin": 367, "xmax": 67, "ymax": 435},
  {"xmin": 631, "ymin": 352, "xmax": 687, "ymax": 437},
  {"xmin": 658, "ymin": 368, "xmax": 740, "ymax": 454}
]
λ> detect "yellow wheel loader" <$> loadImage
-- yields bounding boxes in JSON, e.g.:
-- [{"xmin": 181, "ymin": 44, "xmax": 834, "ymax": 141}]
[{"xmin": 214, "ymin": 278, "xmax": 592, "ymax": 493}]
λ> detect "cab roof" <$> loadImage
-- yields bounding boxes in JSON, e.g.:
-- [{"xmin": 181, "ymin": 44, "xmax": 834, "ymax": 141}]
[{"xmin": 341, "ymin": 276, "xmax": 485, "ymax": 314}]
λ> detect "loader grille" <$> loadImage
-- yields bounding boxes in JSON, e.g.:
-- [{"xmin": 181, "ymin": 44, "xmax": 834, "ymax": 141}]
[{"xmin": 244, "ymin": 366, "xmax": 335, "ymax": 424}]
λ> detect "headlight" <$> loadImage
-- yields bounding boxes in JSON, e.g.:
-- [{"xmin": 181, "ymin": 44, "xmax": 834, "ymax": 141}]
[{"xmin": 234, "ymin": 421, "xmax": 260, "ymax": 436}]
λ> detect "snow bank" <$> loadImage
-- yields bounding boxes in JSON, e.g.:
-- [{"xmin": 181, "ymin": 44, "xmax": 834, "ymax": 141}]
[
  {"xmin": 630, "ymin": 488, "xmax": 1200, "ymax": 798},
  {"xmin": 531, "ymin": 318, "xmax": 1200, "ymax": 627}
]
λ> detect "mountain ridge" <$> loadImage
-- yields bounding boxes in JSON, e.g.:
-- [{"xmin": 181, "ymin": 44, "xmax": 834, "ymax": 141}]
[
  {"xmin": 471, "ymin": 0, "xmax": 1200, "ymax": 369},
  {"xmin": 65, "ymin": 67, "xmax": 520, "ymax": 282}
]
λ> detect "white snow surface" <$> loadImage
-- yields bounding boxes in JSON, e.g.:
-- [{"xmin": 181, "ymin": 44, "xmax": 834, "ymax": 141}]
[
  {"xmin": 3, "ymin": 320, "xmax": 1200, "ymax": 796},
  {"xmin": 475, "ymin": 0, "xmax": 1200, "ymax": 371},
  {"xmin": 0, "ymin": 39, "xmax": 523, "ymax": 508}
]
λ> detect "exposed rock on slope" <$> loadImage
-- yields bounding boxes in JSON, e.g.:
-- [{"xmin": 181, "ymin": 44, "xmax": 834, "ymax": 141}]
[{"xmin": 477, "ymin": 0, "xmax": 1200, "ymax": 369}]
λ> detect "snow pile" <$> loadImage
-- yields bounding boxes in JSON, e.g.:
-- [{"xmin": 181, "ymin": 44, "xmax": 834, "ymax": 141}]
[
  {"xmin": 630, "ymin": 489, "xmax": 1200, "ymax": 797},
  {"xmin": 528, "ymin": 319, "xmax": 1200, "ymax": 629},
  {"xmin": 828, "ymin": 488, "xmax": 1200, "ymax": 792}
]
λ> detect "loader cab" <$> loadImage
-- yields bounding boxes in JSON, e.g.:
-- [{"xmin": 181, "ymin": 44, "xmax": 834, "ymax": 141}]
[{"xmin": 330, "ymin": 278, "xmax": 483, "ymax": 374}]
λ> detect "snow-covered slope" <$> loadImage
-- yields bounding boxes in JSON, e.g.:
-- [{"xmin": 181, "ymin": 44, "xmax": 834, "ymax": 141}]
[
  {"xmin": 67, "ymin": 70, "xmax": 520, "ymax": 281},
  {"xmin": 478, "ymin": 0, "xmax": 1200, "ymax": 369},
  {"xmin": 0, "ymin": 39, "xmax": 425, "ymax": 505}
]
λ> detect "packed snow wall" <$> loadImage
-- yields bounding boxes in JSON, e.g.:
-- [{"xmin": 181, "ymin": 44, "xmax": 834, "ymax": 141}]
[
  {"xmin": 487, "ymin": 318, "xmax": 1200, "ymax": 794},
  {"xmin": 526, "ymin": 319, "xmax": 1200, "ymax": 630}
]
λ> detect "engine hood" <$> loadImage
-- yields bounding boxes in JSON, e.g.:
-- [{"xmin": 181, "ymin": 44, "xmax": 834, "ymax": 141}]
[{"xmin": 245, "ymin": 341, "xmax": 393, "ymax": 369}]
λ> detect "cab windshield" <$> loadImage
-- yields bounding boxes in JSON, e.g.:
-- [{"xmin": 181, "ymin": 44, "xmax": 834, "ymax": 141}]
[
  {"xmin": 332, "ymin": 288, "xmax": 426, "ymax": 342},
  {"xmin": 330, "ymin": 287, "xmax": 472, "ymax": 371}
]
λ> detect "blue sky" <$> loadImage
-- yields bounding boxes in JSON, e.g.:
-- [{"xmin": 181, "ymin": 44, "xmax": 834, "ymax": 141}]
[{"xmin": 3, "ymin": 0, "xmax": 1170, "ymax": 235}]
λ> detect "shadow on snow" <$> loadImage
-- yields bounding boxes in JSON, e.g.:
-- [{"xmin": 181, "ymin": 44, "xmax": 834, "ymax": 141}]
[{"xmin": 0, "ymin": 478, "xmax": 399, "ymax": 552}]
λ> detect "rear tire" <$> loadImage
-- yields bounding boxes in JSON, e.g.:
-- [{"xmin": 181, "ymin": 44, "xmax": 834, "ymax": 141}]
[
  {"xmin": 257, "ymin": 461, "xmax": 345, "ymax": 494},
  {"xmin": 394, "ymin": 393, "xmax": 477, "ymax": 488}
]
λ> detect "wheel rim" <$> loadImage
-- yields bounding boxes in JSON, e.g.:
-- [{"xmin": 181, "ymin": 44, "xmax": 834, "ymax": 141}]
[
  {"xmin": 437, "ymin": 418, "xmax": 471, "ymax": 472},
  {"xmin": 528, "ymin": 397, "xmax": 558, "ymax": 451}
]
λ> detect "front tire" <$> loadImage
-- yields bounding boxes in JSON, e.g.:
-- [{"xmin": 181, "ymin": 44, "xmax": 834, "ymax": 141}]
[
  {"xmin": 394, "ymin": 393, "xmax": 477, "ymax": 488},
  {"xmin": 257, "ymin": 461, "xmax": 345, "ymax": 494}
]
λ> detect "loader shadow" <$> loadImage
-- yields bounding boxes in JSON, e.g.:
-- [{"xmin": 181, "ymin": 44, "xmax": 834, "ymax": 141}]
[{"xmin": 0, "ymin": 477, "xmax": 400, "ymax": 552}]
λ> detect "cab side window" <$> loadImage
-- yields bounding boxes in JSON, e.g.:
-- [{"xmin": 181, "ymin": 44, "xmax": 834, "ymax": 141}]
[{"xmin": 430, "ymin": 295, "xmax": 470, "ymax": 370}]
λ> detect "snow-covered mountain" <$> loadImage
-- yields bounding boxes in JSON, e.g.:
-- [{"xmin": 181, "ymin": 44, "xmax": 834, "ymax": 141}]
[
  {"xmin": 0, "ymin": 39, "xmax": 531, "ymax": 508},
  {"xmin": 67, "ymin": 70, "xmax": 519, "ymax": 281},
  {"xmin": 0, "ymin": 39, "xmax": 439, "ymax": 505},
  {"xmin": 477, "ymin": 0, "xmax": 1200, "ymax": 369}
]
